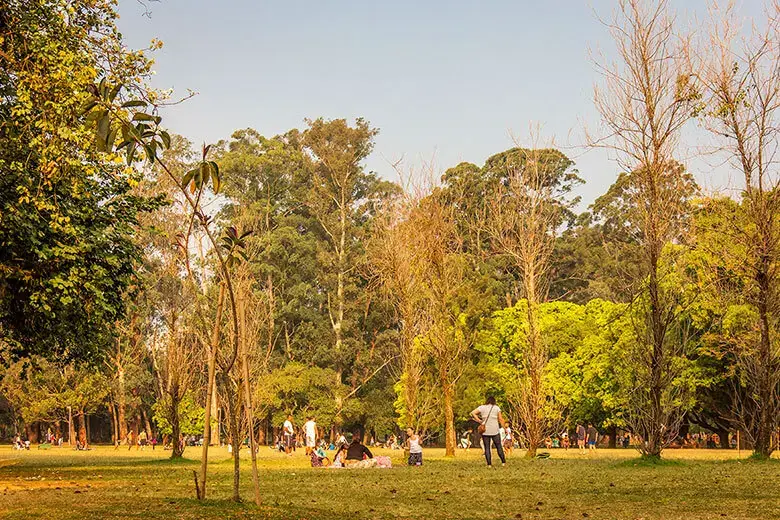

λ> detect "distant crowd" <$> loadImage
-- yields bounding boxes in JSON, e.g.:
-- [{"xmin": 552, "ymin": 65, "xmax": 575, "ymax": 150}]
[{"xmin": 9, "ymin": 397, "xmax": 746, "ymax": 465}]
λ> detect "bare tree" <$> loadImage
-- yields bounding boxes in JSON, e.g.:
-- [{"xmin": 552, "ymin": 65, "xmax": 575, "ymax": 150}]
[
  {"xmin": 699, "ymin": 0, "xmax": 780, "ymax": 458},
  {"xmin": 367, "ymin": 170, "xmax": 437, "ymax": 436},
  {"xmin": 590, "ymin": 0, "xmax": 698, "ymax": 459},
  {"xmin": 368, "ymin": 162, "xmax": 474, "ymax": 455},
  {"xmin": 486, "ymin": 138, "xmax": 577, "ymax": 457}
]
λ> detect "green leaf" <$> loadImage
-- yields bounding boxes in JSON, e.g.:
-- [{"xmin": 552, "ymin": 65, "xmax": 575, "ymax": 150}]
[
  {"xmin": 160, "ymin": 131, "xmax": 171, "ymax": 149},
  {"xmin": 96, "ymin": 115, "xmax": 110, "ymax": 151},
  {"xmin": 106, "ymin": 127, "xmax": 118, "ymax": 152},
  {"xmin": 126, "ymin": 143, "xmax": 136, "ymax": 165},
  {"xmin": 209, "ymin": 161, "xmax": 221, "ymax": 193},
  {"xmin": 79, "ymin": 100, "xmax": 97, "ymax": 116},
  {"xmin": 132, "ymin": 112, "xmax": 155, "ymax": 122},
  {"xmin": 86, "ymin": 109, "xmax": 106, "ymax": 122},
  {"xmin": 108, "ymin": 84, "xmax": 122, "ymax": 103},
  {"xmin": 182, "ymin": 168, "xmax": 197, "ymax": 189},
  {"xmin": 121, "ymin": 100, "xmax": 147, "ymax": 109}
]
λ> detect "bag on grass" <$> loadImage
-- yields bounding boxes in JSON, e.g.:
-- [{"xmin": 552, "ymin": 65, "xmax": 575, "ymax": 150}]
[{"xmin": 376, "ymin": 455, "xmax": 392, "ymax": 468}]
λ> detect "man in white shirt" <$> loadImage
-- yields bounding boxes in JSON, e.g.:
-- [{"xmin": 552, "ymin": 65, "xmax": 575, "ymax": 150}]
[
  {"xmin": 303, "ymin": 416, "xmax": 317, "ymax": 455},
  {"xmin": 283, "ymin": 414, "xmax": 295, "ymax": 455}
]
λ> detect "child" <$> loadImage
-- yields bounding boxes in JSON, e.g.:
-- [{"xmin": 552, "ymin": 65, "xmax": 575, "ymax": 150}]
[
  {"xmin": 331, "ymin": 444, "xmax": 348, "ymax": 468},
  {"xmin": 310, "ymin": 446, "xmax": 330, "ymax": 467},
  {"xmin": 406, "ymin": 428, "xmax": 423, "ymax": 466}
]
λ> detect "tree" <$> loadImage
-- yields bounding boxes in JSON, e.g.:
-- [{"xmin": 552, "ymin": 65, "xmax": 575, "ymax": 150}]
[
  {"xmin": 0, "ymin": 0, "xmax": 162, "ymax": 361},
  {"xmin": 697, "ymin": 1, "xmax": 780, "ymax": 458},
  {"xmin": 485, "ymin": 143, "xmax": 582, "ymax": 457},
  {"xmin": 590, "ymin": 0, "xmax": 700, "ymax": 459},
  {"xmin": 302, "ymin": 118, "xmax": 398, "ymax": 434}
]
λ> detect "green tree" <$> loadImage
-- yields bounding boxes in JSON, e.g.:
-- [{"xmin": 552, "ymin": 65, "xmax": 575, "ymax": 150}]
[{"xmin": 0, "ymin": 0, "xmax": 162, "ymax": 361}]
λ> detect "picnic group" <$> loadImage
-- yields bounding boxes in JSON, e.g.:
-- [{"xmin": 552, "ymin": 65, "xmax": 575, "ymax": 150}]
[{"xmin": 277, "ymin": 396, "xmax": 517, "ymax": 469}]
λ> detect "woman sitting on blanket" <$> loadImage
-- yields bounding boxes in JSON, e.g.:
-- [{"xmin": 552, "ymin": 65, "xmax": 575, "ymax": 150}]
[
  {"xmin": 344, "ymin": 432, "xmax": 377, "ymax": 468},
  {"xmin": 310, "ymin": 446, "xmax": 330, "ymax": 467}
]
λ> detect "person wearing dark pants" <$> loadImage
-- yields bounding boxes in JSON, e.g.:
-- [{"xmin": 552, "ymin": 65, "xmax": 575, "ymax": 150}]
[
  {"xmin": 481, "ymin": 433, "xmax": 506, "ymax": 466},
  {"xmin": 471, "ymin": 396, "xmax": 508, "ymax": 467}
]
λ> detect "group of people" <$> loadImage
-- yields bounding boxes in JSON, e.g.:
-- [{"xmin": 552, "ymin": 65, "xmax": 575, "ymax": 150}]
[
  {"xmin": 679, "ymin": 432, "xmax": 733, "ymax": 449},
  {"xmin": 307, "ymin": 430, "xmax": 397, "ymax": 469},
  {"xmin": 276, "ymin": 396, "xmax": 513, "ymax": 469},
  {"xmin": 12, "ymin": 434, "xmax": 30, "ymax": 450}
]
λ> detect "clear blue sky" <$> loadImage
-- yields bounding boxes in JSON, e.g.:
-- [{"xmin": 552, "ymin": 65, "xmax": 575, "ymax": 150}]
[{"xmin": 117, "ymin": 0, "xmax": 763, "ymax": 206}]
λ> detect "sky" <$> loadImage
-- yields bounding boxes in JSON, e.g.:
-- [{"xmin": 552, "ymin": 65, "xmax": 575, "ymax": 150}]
[{"xmin": 116, "ymin": 0, "xmax": 765, "ymax": 207}]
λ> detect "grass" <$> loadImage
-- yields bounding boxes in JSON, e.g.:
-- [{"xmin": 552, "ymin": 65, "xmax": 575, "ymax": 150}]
[{"xmin": 0, "ymin": 445, "xmax": 778, "ymax": 519}]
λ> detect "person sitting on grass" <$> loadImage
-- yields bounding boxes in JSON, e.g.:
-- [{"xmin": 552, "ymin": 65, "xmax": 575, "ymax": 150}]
[
  {"xmin": 460, "ymin": 430, "xmax": 473, "ymax": 450},
  {"xmin": 310, "ymin": 445, "xmax": 330, "ymax": 467},
  {"xmin": 406, "ymin": 428, "xmax": 423, "ymax": 466},
  {"xmin": 331, "ymin": 444, "xmax": 348, "ymax": 468},
  {"xmin": 345, "ymin": 431, "xmax": 376, "ymax": 468}
]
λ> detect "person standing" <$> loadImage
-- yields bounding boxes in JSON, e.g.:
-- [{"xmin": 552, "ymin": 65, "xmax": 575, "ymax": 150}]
[
  {"xmin": 576, "ymin": 423, "xmax": 587, "ymax": 454},
  {"xmin": 587, "ymin": 423, "xmax": 598, "ymax": 452},
  {"xmin": 470, "ymin": 396, "xmax": 507, "ymax": 467},
  {"xmin": 406, "ymin": 428, "xmax": 423, "ymax": 466},
  {"xmin": 283, "ymin": 414, "xmax": 295, "ymax": 455},
  {"xmin": 303, "ymin": 416, "xmax": 317, "ymax": 455},
  {"xmin": 503, "ymin": 423, "xmax": 513, "ymax": 455}
]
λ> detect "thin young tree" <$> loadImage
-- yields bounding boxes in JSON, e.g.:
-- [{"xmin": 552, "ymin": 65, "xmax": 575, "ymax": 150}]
[
  {"xmin": 81, "ymin": 84, "xmax": 261, "ymax": 503},
  {"xmin": 590, "ymin": 0, "xmax": 699, "ymax": 459},
  {"xmin": 699, "ymin": 0, "xmax": 780, "ymax": 458}
]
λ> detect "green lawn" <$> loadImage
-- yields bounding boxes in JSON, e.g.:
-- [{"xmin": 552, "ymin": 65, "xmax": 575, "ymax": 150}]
[{"xmin": 0, "ymin": 445, "xmax": 778, "ymax": 519}]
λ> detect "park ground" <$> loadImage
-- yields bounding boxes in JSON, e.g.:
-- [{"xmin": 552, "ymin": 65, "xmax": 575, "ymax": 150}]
[{"xmin": 0, "ymin": 445, "xmax": 778, "ymax": 520}]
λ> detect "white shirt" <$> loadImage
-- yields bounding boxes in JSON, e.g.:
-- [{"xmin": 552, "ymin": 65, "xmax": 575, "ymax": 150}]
[
  {"xmin": 283, "ymin": 420, "xmax": 293, "ymax": 435},
  {"xmin": 409, "ymin": 435, "xmax": 422, "ymax": 454},
  {"xmin": 473, "ymin": 404, "xmax": 501, "ymax": 436},
  {"xmin": 304, "ymin": 420, "xmax": 317, "ymax": 439}
]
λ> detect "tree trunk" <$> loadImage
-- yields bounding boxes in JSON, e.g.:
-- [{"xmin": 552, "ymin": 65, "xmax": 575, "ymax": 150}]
[
  {"xmin": 170, "ymin": 393, "xmax": 184, "ymax": 458},
  {"xmin": 608, "ymin": 425, "xmax": 617, "ymax": 449},
  {"xmin": 198, "ymin": 282, "xmax": 224, "ymax": 499},
  {"xmin": 26, "ymin": 423, "xmax": 38, "ymax": 444},
  {"xmin": 645, "ymin": 245, "xmax": 665, "ymax": 460},
  {"xmin": 109, "ymin": 401, "xmax": 118, "ymax": 446},
  {"xmin": 752, "ymin": 249, "xmax": 774, "ymax": 458},
  {"xmin": 210, "ymin": 392, "xmax": 219, "ymax": 446},
  {"xmin": 441, "ymin": 376, "xmax": 456, "ymax": 457},
  {"xmin": 142, "ymin": 408, "xmax": 153, "ymax": 440},
  {"xmin": 228, "ymin": 388, "xmax": 241, "ymax": 503},
  {"xmin": 331, "ymin": 199, "xmax": 348, "ymax": 426},
  {"xmin": 77, "ymin": 411, "xmax": 87, "ymax": 447},
  {"xmin": 717, "ymin": 428, "xmax": 730, "ymax": 449},
  {"xmin": 239, "ymin": 289, "xmax": 262, "ymax": 506},
  {"xmin": 117, "ymin": 365, "xmax": 128, "ymax": 443},
  {"xmin": 524, "ymin": 295, "xmax": 543, "ymax": 459},
  {"xmin": 68, "ymin": 406, "xmax": 74, "ymax": 446}
]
